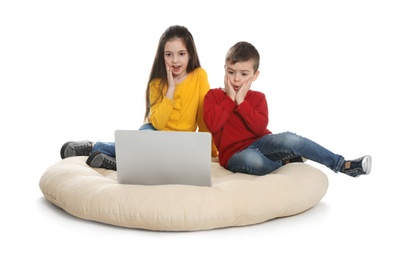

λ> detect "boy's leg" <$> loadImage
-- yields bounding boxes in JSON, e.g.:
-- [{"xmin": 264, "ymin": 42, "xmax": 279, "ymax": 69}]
[
  {"xmin": 227, "ymin": 148, "xmax": 281, "ymax": 176},
  {"xmin": 256, "ymin": 132, "xmax": 345, "ymax": 173}
]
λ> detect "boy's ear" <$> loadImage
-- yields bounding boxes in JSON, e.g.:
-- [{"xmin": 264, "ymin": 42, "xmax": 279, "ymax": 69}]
[{"xmin": 252, "ymin": 70, "xmax": 260, "ymax": 81}]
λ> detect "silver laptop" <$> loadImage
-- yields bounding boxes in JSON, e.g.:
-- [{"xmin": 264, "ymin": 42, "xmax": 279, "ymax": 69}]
[{"xmin": 115, "ymin": 130, "xmax": 212, "ymax": 186}]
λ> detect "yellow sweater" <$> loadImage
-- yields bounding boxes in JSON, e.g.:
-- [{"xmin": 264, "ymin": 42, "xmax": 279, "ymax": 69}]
[{"xmin": 148, "ymin": 67, "xmax": 218, "ymax": 157}]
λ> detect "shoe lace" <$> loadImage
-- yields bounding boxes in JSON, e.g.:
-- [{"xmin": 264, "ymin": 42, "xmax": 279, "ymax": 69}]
[
  {"xmin": 102, "ymin": 156, "xmax": 117, "ymax": 170},
  {"xmin": 341, "ymin": 162, "xmax": 363, "ymax": 177},
  {"xmin": 75, "ymin": 144, "xmax": 91, "ymax": 156}
]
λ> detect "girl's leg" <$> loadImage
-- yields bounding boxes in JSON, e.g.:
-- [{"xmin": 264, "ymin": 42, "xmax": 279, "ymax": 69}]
[
  {"xmin": 138, "ymin": 123, "xmax": 157, "ymax": 131},
  {"xmin": 92, "ymin": 124, "xmax": 157, "ymax": 157},
  {"xmin": 92, "ymin": 142, "xmax": 116, "ymax": 157}
]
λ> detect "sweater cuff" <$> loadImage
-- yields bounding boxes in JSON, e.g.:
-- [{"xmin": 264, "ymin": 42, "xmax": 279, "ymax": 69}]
[
  {"xmin": 235, "ymin": 100, "xmax": 251, "ymax": 116},
  {"xmin": 221, "ymin": 95, "xmax": 237, "ymax": 113},
  {"xmin": 163, "ymin": 96, "xmax": 175, "ymax": 106}
]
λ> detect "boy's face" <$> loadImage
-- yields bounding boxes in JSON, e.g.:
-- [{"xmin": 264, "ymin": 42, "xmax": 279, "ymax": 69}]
[{"xmin": 224, "ymin": 60, "xmax": 259, "ymax": 91}]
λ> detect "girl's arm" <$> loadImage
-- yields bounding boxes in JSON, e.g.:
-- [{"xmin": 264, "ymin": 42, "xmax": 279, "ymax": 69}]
[{"xmin": 148, "ymin": 81, "xmax": 174, "ymax": 130}]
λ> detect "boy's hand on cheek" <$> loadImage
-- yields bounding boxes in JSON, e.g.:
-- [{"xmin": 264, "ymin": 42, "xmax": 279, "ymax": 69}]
[
  {"xmin": 224, "ymin": 75, "xmax": 236, "ymax": 101},
  {"xmin": 235, "ymin": 78, "xmax": 252, "ymax": 105}
]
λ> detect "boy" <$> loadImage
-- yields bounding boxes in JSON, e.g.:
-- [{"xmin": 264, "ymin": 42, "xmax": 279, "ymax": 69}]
[{"xmin": 203, "ymin": 41, "xmax": 371, "ymax": 177}]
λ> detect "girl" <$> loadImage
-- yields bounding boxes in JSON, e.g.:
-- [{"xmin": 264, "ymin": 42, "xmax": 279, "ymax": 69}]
[{"xmin": 60, "ymin": 25, "xmax": 217, "ymax": 170}]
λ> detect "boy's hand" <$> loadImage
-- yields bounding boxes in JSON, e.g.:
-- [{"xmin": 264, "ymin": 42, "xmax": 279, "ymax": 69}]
[
  {"xmin": 235, "ymin": 78, "xmax": 252, "ymax": 105},
  {"xmin": 224, "ymin": 75, "xmax": 236, "ymax": 101}
]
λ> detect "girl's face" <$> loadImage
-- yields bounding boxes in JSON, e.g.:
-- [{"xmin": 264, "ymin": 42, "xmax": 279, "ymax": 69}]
[
  {"xmin": 164, "ymin": 38, "xmax": 190, "ymax": 79},
  {"xmin": 225, "ymin": 60, "xmax": 259, "ymax": 91}
]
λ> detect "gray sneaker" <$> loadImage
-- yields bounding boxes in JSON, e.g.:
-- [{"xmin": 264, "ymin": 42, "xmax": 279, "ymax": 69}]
[
  {"xmin": 86, "ymin": 151, "xmax": 117, "ymax": 171},
  {"xmin": 341, "ymin": 155, "xmax": 372, "ymax": 177},
  {"xmin": 60, "ymin": 140, "xmax": 93, "ymax": 159}
]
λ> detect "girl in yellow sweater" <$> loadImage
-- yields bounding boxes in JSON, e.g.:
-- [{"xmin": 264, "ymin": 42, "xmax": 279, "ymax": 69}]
[{"xmin": 60, "ymin": 25, "xmax": 217, "ymax": 170}]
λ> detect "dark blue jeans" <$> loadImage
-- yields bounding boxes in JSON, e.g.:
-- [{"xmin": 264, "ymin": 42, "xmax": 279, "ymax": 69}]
[{"xmin": 227, "ymin": 131, "xmax": 345, "ymax": 176}]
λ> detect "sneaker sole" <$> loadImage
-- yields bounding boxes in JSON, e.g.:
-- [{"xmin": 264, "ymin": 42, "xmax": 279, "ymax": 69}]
[
  {"xmin": 86, "ymin": 151, "xmax": 102, "ymax": 167},
  {"xmin": 363, "ymin": 155, "xmax": 372, "ymax": 175},
  {"xmin": 60, "ymin": 141, "xmax": 72, "ymax": 159}
]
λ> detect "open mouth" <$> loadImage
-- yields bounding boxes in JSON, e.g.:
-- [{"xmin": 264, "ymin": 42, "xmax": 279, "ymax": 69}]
[{"xmin": 171, "ymin": 65, "xmax": 181, "ymax": 72}]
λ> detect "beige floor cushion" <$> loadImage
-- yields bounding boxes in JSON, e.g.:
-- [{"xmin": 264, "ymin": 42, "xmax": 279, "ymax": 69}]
[{"xmin": 39, "ymin": 156, "xmax": 328, "ymax": 231}]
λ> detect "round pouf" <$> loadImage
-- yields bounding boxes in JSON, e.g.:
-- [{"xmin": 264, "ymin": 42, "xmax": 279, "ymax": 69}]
[{"xmin": 39, "ymin": 156, "xmax": 328, "ymax": 231}]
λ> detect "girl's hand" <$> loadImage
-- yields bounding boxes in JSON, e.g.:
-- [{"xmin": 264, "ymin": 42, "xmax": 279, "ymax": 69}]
[
  {"xmin": 224, "ymin": 75, "xmax": 236, "ymax": 101},
  {"xmin": 165, "ymin": 62, "xmax": 176, "ymax": 99},
  {"xmin": 165, "ymin": 62, "xmax": 176, "ymax": 90}
]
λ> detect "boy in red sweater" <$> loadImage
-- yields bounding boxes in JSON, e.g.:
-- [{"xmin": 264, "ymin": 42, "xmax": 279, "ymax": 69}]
[{"xmin": 203, "ymin": 41, "xmax": 371, "ymax": 177}]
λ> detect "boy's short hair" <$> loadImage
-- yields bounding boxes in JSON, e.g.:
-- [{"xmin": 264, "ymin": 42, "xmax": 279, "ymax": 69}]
[{"xmin": 225, "ymin": 41, "xmax": 260, "ymax": 72}]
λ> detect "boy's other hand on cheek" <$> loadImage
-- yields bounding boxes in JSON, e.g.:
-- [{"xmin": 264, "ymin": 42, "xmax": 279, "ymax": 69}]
[{"xmin": 235, "ymin": 78, "xmax": 252, "ymax": 105}]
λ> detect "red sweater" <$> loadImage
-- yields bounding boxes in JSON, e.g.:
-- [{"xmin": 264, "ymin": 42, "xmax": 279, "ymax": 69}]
[{"xmin": 204, "ymin": 88, "xmax": 272, "ymax": 167}]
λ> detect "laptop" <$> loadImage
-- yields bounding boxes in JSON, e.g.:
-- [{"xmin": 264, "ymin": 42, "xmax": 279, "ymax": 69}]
[{"xmin": 114, "ymin": 130, "xmax": 212, "ymax": 186}]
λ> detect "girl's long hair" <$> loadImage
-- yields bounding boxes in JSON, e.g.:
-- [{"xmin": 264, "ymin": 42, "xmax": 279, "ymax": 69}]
[{"xmin": 143, "ymin": 25, "xmax": 201, "ymax": 122}]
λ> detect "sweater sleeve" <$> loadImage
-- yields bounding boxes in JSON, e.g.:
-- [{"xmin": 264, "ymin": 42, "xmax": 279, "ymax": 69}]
[
  {"xmin": 196, "ymin": 69, "xmax": 210, "ymax": 133},
  {"xmin": 235, "ymin": 92, "xmax": 269, "ymax": 136},
  {"xmin": 148, "ymin": 81, "xmax": 175, "ymax": 130},
  {"xmin": 195, "ymin": 69, "xmax": 219, "ymax": 157},
  {"xmin": 204, "ymin": 89, "xmax": 237, "ymax": 134}
]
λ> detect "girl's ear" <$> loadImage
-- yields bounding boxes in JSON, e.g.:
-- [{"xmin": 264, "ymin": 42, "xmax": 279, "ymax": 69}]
[{"xmin": 252, "ymin": 70, "xmax": 260, "ymax": 81}]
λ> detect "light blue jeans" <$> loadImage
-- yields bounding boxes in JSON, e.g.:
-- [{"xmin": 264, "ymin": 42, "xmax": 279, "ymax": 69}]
[
  {"xmin": 92, "ymin": 123, "xmax": 156, "ymax": 158},
  {"xmin": 227, "ymin": 131, "xmax": 345, "ymax": 176}
]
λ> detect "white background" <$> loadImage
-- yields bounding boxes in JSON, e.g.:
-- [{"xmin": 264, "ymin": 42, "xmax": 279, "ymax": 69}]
[{"xmin": 1, "ymin": 0, "xmax": 395, "ymax": 259}]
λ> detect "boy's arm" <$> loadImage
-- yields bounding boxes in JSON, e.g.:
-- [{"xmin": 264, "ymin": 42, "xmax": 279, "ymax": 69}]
[
  {"xmin": 204, "ymin": 89, "xmax": 237, "ymax": 133},
  {"xmin": 236, "ymin": 93, "xmax": 269, "ymax": 136},
  {"xmin": 195, "ymin": 69, "xmax": 218, "ymax": 157},
  {"xmin": 196, "ymin": 69, "xmax": 211, "ymax": 134}
]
